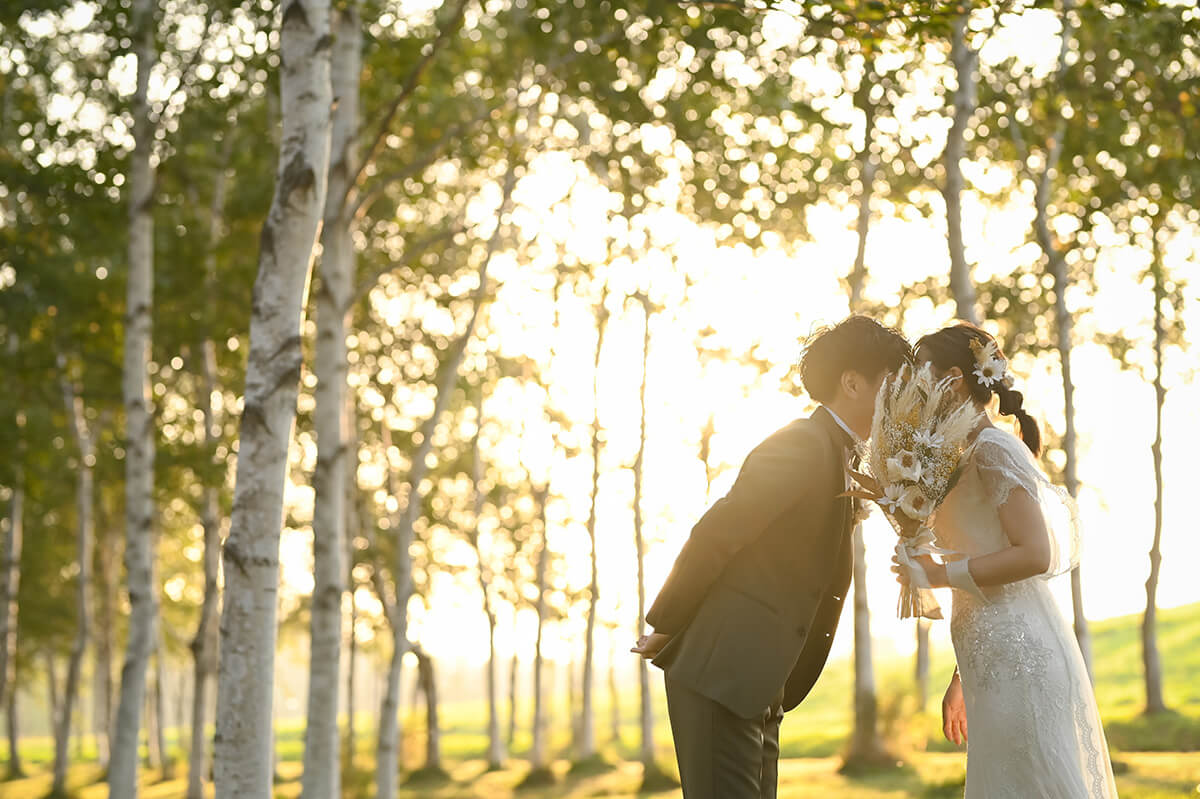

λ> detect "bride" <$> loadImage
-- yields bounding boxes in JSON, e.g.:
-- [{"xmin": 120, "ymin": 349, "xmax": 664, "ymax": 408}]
[{"xmin": 899, "ymin": 323, "xmax": 1119, "ymax": 799}]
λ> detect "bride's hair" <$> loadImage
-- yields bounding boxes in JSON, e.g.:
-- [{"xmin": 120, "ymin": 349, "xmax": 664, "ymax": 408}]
[{"xmin": 915, "ymin": 323, "xmax": 1041, "ymax": 455}]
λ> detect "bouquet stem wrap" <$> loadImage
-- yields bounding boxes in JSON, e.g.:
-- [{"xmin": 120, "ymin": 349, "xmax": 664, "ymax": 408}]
[{"xmin": 894, "ymin": 526, "xmax": 948, "ymax": 620}]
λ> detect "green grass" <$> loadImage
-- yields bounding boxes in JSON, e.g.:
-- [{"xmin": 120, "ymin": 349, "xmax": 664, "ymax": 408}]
[{"xmin": 0, "ymin": 603, "xmax": 1196, "ymax": 797}]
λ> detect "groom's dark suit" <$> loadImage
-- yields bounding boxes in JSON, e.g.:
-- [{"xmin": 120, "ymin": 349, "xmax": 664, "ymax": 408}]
[{"xmin": 645, "ymin": 406, "xmax": 856, "ymax": 798}]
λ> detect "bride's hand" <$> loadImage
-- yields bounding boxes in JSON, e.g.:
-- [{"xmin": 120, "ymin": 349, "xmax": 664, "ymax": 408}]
[
  {"xmin": 942, "ymin": 671, "xmax": 968, "ymax": 747},
  {"xmin": 890, "ymin": 553, "xmax": 948, "ymax": 589}
]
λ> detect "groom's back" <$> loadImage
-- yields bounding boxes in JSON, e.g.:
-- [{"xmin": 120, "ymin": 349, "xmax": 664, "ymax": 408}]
[{"xmin": 647, "ymin": 410, "xmax": 855, "ymax": 720}]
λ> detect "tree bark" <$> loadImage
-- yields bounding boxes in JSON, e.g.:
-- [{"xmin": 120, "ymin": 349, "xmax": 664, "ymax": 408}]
[
  {"xmin": 372, "ymin": 159, "xmax": 514, "ymax": 799},
  {"xmin": 214, "ymin": 0, "xmax": 333, "ymax": 794},
  {"xmin": 468, "ymin": 404, "xmax": 506, "ymax": 769},
  {"xmin": 5, "ymin": 679, "xmax": 21, "ymax": 778},
  {"xmin": 607, "ymin": 627, "xmax": 620, "ymax": 744},
  {"xmin": 344, "ymin": 424, "xmax": 361, "ymax": 771},
  {"xmin": 845, "ymin": 526, "xmax": 888, "ymax": 766},
  {"xmin": 633, "ymin": 295, "xmax": 655, "ymax": 769},
  {"xmin": 301, "ymin": 7, "xmax": 360, "ymax": 798},
  {"xmin": 578, "ymin": 282, "xmax": 609, "ymax": 762},
  {"xmin": 507, "ymin": 651, "xmax": 518, "ymax": 749},
  {"xmin": 412, "ymin": 644, "xmax": 441, "ymax": 771},
  {"xmin": 53, "ymin": 367, "xmax": 95, "ymax": 795},
  {"xmin": 0, "ymin": 452, "xmax": 21, "ymax": 750},
  {"xmin": 943, "ymin": 13, "xmax": 981, "ymax": 325},
  {"xmin": 94, "ymin": 523, "xmax": 116, "ymax": 771},
  {"xmin": 109, "ymin": 0, "xmax": 160, "ymax": 792},
  {"xmin": 1142, "ymin": 229, "xmax": 1168, "ymax": 715},
  {"xmin": 529, "ymin": 486, "xmax": 551, "ymax": 772},
  {"xmin": 915, "ymin": 620, "xmax": 931, "ymax": 712},
  {"xmin": 187, "ymin": 117, "xmax": 234, "ymax": 799},
  {"xmin": 154, "ymin": 637, "xmax": 172, "ymax": 778}
]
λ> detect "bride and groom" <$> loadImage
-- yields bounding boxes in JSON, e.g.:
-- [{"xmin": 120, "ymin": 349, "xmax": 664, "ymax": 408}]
[{"xmin": 632, "ymin": 315, "xmax": 1118, "ymax": 798}]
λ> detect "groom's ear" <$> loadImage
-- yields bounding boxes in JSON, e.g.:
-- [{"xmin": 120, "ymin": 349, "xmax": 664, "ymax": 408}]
[{"xmin": 840, "ymin": 369, "xmax": 864, "ymax": 399}]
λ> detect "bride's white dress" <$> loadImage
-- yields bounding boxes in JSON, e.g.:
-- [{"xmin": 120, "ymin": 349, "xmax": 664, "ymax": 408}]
[{"xmin": 933, "ymin": 427, "xmax": 1119, "ymax": 798}]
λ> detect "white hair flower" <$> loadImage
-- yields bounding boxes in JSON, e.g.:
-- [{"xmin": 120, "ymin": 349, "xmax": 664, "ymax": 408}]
[
  {"xmin": 968, "ymin": 337, "xmax": 1009, "ymax": 388},
  {"xmin": 886, "ymin": 450, "xmax": 923, "ymax": 483},
  {"xmin": 973, "ymin": 358, "xmax": 1007, "ymax": 387}
]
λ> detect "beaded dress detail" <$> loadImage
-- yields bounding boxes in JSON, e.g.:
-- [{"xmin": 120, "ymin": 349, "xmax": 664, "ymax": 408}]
[{"xmin": 933, "ymin": 427, "xmax": 1118, "ymax": 799}]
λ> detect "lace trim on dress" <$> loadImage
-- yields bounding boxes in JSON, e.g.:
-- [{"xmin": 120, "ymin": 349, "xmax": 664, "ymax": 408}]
[{"xmin": 970, "ymin": 428, "xmax": 1083, "ymax": 578}]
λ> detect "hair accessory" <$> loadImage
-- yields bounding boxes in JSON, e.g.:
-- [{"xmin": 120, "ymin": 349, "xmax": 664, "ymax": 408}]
[{"xmin": 968, "ymin": 337, "xmax": 1009, "ymax": 389}]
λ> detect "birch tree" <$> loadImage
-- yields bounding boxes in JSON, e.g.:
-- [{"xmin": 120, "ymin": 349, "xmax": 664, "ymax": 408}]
[
  {"xmin": 214, "ymin": 0, "xmax": 333, "ymax": 793},
  {"xmin": 575, "ymin": 278, "xmax": 609, "ymax": 765},
  {"xmin": 943, "ymin": 13, "xmax": 982, "ymax": 325},
  {"xmin": 466, "ymin": 393, "xmax": 506, "ymax": 770},
  {"xmin": 108, "ymin": 0, "xmax": 160, "ymax": 791},
  {"xmin": 301, "ymin": 5, "xmax": 361, "ymax": 796},
  {"xmin": 51, "ymin": 361, "xmax": 94, "ymax": 796}
]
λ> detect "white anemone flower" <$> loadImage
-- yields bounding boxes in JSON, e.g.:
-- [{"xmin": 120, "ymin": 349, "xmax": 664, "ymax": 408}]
[
  {"xmin": 879, "ymin": 483, "xmax": 906, "ymax": 513},
  {"xmin": 886, "ymin": 450, "xmax": 923, "ymax": 483},
  {"xmin": 899, "ymin": 485, "xmax": 933, "ymax": 520},
  {"xmin": 973, "ymin": 357, "xmax": 1007, "ymax": 387}
]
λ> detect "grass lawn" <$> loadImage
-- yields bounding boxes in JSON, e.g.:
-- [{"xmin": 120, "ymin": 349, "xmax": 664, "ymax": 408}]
[{"xmin": 1, "ymin": 603, "xmax": 1197, "ymax": 797}]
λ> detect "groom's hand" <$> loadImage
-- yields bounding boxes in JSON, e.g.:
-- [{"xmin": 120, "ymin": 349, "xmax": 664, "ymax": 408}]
[
  {"xmin": 631, "ymin": 632, "xmax": 670, "ymax": 659},
  {"xmin": 942, "ymin": 672, "xmax": 968, "ymax": 747}
]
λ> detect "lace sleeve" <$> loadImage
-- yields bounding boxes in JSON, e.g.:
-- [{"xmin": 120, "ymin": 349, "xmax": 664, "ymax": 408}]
[
  {"xmin": 972, "ymin": 429, "xmax": 1082, "ymax": 578},
  {"xmin": 973, "ymin": 433, "xmax": 1041, "ymax": 508}
]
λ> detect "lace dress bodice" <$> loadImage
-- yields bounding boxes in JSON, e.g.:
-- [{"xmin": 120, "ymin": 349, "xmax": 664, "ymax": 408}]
[{"xmin": 931, "ymin": 427, "xmax": 1118, "ymax": 799}]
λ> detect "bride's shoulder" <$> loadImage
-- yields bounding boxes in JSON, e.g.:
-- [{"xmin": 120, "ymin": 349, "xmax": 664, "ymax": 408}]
[{"xmin": 969, "ymin": 426, "xmax": 1035, "ymax": 469}]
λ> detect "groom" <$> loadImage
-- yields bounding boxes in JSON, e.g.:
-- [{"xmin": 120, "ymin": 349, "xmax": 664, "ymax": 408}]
[{"xmin": 633, "ymin": 315, "xmax": 911, "ymax": 798}]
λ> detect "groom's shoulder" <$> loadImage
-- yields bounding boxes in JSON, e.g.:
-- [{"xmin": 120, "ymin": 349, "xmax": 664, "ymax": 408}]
[{"xmin": 753, "ymin": 416, "xmax": 833, "ymax": 458}]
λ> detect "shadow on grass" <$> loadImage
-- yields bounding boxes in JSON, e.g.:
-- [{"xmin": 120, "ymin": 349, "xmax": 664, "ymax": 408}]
[
  {"xmin": 567, "ymin": 752, "xmax": 616, "ymax": 777},
  {"xmin": 1105, "ymin": 710, "xmax": 1200, "ymax": 751}
]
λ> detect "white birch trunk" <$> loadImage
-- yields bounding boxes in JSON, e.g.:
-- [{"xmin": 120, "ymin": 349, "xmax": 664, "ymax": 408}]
[
  {"xmin": 373, "ymin": 161, "xmax": 514, "ymax": 799},
  {"xmin": 846, "ymin": 526, "xmax": 886, "ymax": 765},
  {"xmin": 632, "ymin": 296, "xmax": 654, "ymax": 768},
  {"xmin": 507, "ymin": 651, "xmax": 518, "ymax": 749},
  {"xmin": 1143, "ymin": 230, "xmax": 1168, "ymax": 714},
  {"xmin": 214, "ymin": 0, "xmax": 333, "ymax": 793},
  {"xmin": 578, "ymin": 285, "xmax": 608, "ymax": 762},
  {"xmin": 374, "ymin": 622, "xmax": 405, "ymax": 799},
  {"xmin": 529, "ymin": 487, "xmax": 550, "ymax": 772},
  {"xmin": 412, "ymin": 644, "xmax": 441, "ymax": 771},
  {"xmin": 94, "ymin": 526, "xmax": 115, "ymax": 770},
  {"xmin": 53, "ymin": 367, "xmax": 95, "ymax": 795},
  {"xmin": 109, "ymin": 0, "xmax": 159, "ymax": 791},
  {"xmin": 607, "ymin": 626, "xmax": 620, "ymax": 744},
  {"xmin": 0, "ymin": 446, "xmax": 21, "ymax": 728},
  {"xmin": 344, "ymin": 413, "xmax": 361, "ymax": 770},
  {"xmin": 301, "ymin": 7, "xmax": 360, "ymax": 797},
  {"xmin": 5, "ymin": 682, "xmax": 21, "ymax": 778},
  {"xmin": 153, "ymin": 637, "xmax": 172, "ymax": 777},
  {"xmin": 915, "ymin": 620, "xmax": 931, "ymax": 711},
  {"xmin": 469, "ymin": 409, "xmax": 505, "ymax": 769},
  {"xmin": 944, "ymin": 14, "xmax": 981, "ymax": 325},
  {"xmin": 187, "ymin": 124, "xmax": 233, "ymax": 799}
]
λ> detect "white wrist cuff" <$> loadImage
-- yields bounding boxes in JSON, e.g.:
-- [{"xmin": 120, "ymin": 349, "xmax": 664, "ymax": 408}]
[{"xmin": 947, "ymin": 558, "xmax": 987, "ymax": 602}]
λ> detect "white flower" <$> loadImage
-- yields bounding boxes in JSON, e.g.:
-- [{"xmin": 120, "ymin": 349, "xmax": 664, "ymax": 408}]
[
  {"xmin": 912, "ymin": 428, "xmax": 944, "ymax": 449},
  {"xmin": 973, "ymin": 357, "xmax": 1007, "ymax": 387},
  {"xmin": 899, "ymin": 485, "xmax": 933, "ymax": 520},
  {"xmin": 879, "ymin": 483, "xmax": 906, "ymax": 513},
  {"xmin": 886, "ymin": 450, "xmax": 923, "ymax": 483}
]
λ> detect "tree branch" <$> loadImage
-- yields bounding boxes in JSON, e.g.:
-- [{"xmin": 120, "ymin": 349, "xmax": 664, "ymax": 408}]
[{"xmin": 350, "ymin": 0, "xmax": 472, "ymax": 196}]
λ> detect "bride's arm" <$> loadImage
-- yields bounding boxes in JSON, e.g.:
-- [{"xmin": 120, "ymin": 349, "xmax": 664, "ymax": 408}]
[{"xmin": 920, "ymin": 486, "xmax": 1052, "ymax": 589}]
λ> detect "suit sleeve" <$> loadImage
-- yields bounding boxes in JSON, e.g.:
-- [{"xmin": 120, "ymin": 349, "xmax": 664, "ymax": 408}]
[{"xmin": 645, "ymin": 427, "xmax": 829, "ymax": 636}]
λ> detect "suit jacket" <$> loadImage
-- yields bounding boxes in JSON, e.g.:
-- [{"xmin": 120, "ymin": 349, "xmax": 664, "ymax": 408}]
[{"xmin": 646, "ymin": 406, "xmax": 856, "ymax": 720}]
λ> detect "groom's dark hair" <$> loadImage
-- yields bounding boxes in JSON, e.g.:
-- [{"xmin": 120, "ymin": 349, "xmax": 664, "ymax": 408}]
[{"xmin": 799, "ymin": 315, "xmax": 911, "ymax": 403}]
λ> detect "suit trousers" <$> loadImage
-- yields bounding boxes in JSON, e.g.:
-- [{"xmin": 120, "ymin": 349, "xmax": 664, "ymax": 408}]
[{"xmin": 664, "ymin": 675, "xmax": 785, "ymax": 799}]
